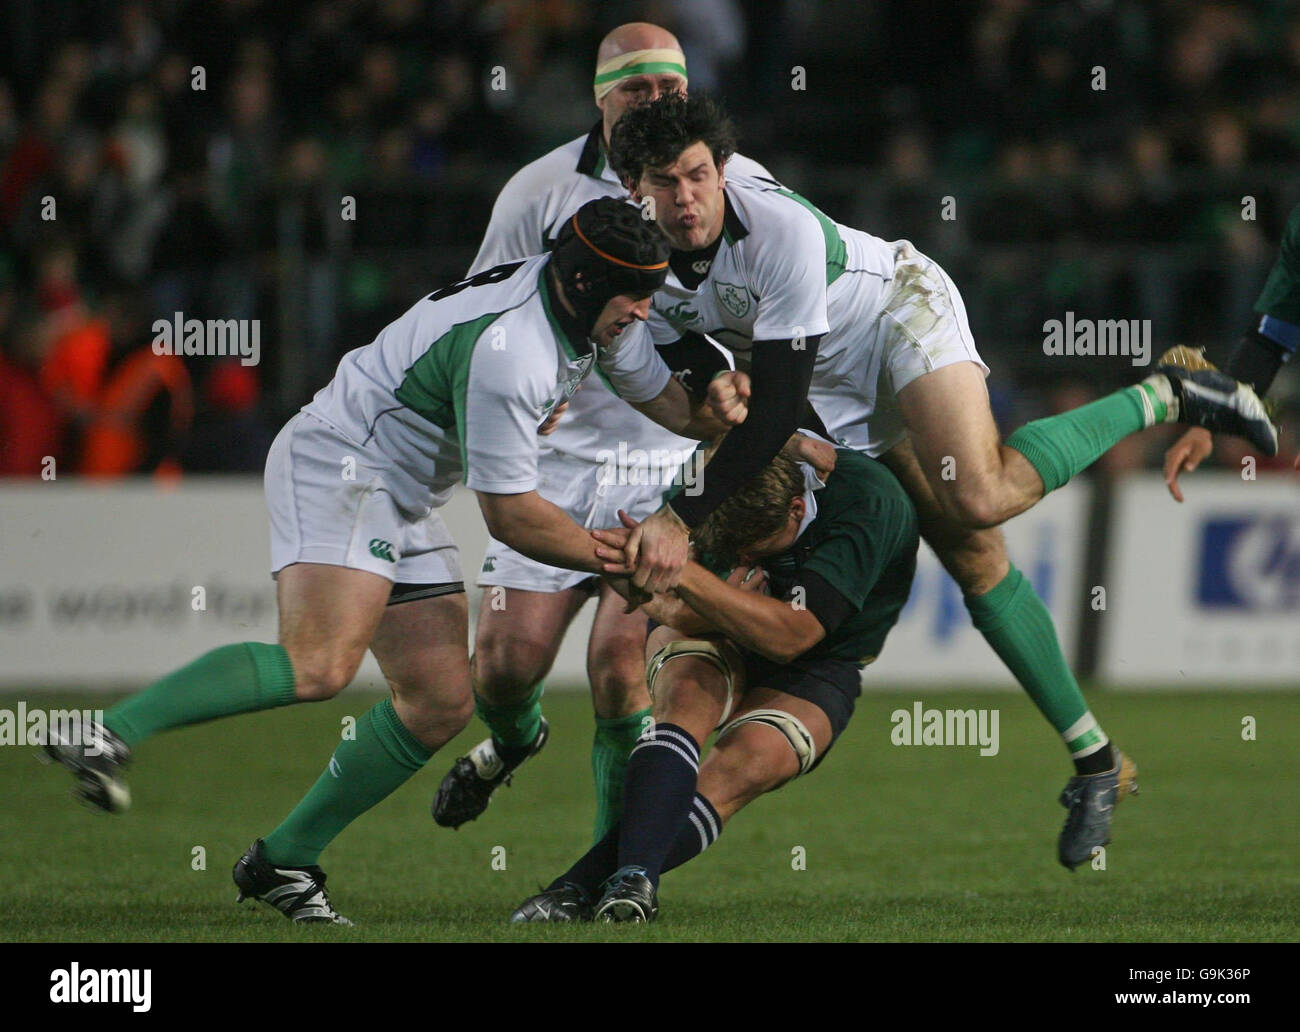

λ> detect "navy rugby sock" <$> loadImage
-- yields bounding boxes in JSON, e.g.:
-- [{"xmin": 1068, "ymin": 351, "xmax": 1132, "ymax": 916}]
[
  {"xmin": 615, "ymin": 722, "xmax": 700, "ymax": 886},
  {"xmin": 551, "ymin": 793, "xmax": 723, "ymax": 895},
  {"xmin": 664, "ymin": 793, "xmax": 723, "ymax": 873}
]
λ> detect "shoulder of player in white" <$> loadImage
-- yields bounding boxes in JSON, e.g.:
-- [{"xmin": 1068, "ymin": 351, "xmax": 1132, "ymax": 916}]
[
  {"xmin": 413, "ymin": 256, "xmax": 551, "ymax": 332},
  {"xmin": 716, "ymin": 176, "xmax": 831, "ymax": 258},
  {"xmin": 494, "ymin": 135, "xmax": 595, "ymax": 208},
  {"xmin": 726, "ymin": 151, "xmax": 775, "ymax": 182}
]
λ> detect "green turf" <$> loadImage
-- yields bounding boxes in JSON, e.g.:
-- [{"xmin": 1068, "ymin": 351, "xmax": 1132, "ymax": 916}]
[{"xmin": 0, "ymin": 688, "xmax": 1296, "ymax": 942}]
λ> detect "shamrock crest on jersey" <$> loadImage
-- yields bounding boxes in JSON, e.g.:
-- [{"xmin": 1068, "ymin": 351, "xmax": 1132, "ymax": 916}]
[{"xmin": 714, "ymin": 281, "xmax": 751, "ymax": 319}]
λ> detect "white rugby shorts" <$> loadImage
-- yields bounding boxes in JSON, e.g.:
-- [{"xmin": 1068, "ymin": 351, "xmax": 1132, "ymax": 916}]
[
  {"xmin": 862, "ymin": 242, "xmax": 989, "ymax": 454},
  {"xmin": 265, "ymin": 412, "xmax": 463, "ymax": 585}
]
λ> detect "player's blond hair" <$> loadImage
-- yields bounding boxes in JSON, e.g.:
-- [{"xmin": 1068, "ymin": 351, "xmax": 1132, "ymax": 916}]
[{"xmin": 693, "ymin": 454, "xmax": 804, "ymax": 565}]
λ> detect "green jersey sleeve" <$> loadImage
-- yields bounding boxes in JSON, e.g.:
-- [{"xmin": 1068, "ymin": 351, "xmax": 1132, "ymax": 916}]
[{"xmin": 1254, "ymin": 203, "xmax": 1300, "ymax": 325}]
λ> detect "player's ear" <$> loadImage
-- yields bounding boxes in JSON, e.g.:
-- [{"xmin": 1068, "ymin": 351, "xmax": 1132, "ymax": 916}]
[{"xmin": 789, "ymin": 495, "xmax": 806, "ymax": 524}]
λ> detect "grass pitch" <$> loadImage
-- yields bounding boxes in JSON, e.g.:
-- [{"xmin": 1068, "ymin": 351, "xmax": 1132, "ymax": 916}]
[{"xmin": 0, "ymin": 688, "xmax": 1296, "ymax": 942}]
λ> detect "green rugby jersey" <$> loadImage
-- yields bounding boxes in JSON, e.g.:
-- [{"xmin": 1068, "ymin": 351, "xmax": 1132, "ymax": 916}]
[
  {"xmin": 1253, "ymin": 202, "xmax": 1300, "ymax": 323},
  {"xmin": 714, "ymin": 449, "xmax": 919, "ymax": 667},
  {"xmin": 1255, "ymin": 202, "xmax": 1300, "ymax": 325}
]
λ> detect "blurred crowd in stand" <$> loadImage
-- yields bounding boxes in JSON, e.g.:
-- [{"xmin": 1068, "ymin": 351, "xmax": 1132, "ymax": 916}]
[{"xmin": 1, "ymin": 0, "xmax": 1296, "ymax": 476}]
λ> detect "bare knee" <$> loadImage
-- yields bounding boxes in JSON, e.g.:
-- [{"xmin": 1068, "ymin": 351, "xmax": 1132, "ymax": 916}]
[
  {"xmin": 651, "ymin": 655, "xmax": 721, "ymax": 711},
  {"xmin": 649, "ymin": 660, "xmax": 728, "ymax": 746},
  {"xmin": 937, "ymin": 478, "xmax": 1009, "ymax": 530},
  {"xmin": 286, "ymin": 646, "xmax": 365, "ymax": 701},
  {"xmin": 448, "ymin": 690, "xmax": 475, "ymax": 733},
  {"xmin": 702, "ymin": 757, "xmax": 773, "ymax": 810},
  {"xmin": 698, "ymin": 727, "xmax": 792, "ymax": 819},
  {"xmin": 472, "ymin": 628, "xmax": 554, "ymax": 703},
  {"xmin": 429, "ymin": 681, "xmax": 475, "ymax": 735},
  {"xmin": 589, "ymin": 629, "xmax": 650, "ymax": 718},
  {"xmin": 398, "ymin": 684, "xmax": 474, "ymax": 747}
]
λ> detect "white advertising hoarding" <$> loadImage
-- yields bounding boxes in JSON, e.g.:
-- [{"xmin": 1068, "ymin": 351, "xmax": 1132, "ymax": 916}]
[
  {"xmin": 1099, "ymin": 472, "xmax": 1300, "ymax": 685},
  {"xmin": 0, "ymin": 480, "xmax": 596, "ymax": 688},
  {"xmin": 867, "ymin": 482, "xmax": 1090, "ymax": 686},
  {"xmin": 22, "ymin": 474, "xmax": 1280, "ymax": 690}
]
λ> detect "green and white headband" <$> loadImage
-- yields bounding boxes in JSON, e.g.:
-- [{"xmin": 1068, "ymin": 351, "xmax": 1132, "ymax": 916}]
[{"xmin": 593, "ymin": 48, "xmax": 688, "ymax": 102}]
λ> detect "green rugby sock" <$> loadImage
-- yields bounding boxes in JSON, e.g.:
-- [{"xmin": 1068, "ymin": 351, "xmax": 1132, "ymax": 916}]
[
  {"xmin": 591, "ymin": 707, "xmax": 652, "ymax": 844},
  {"xmin": 103, "ymin": 642, "xmax": 297, "ymax": 748},
  {"xmin": 965, "ymin": 565, "xmax": 1110, "ymax": 770},
  {"xmin": 1005, "ymin": 381, "xmax": 1168, "ymax": 494},
  {"xmin": 474, "ymin": 681, "xmax": 545, "ymax": 750},
  {"xmin": 262, "ymin": 698, "xmax": 432, "ymax": 867}
]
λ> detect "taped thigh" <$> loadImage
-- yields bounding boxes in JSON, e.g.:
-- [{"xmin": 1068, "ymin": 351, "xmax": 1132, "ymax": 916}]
[
  {"xmin": 716, "ymin": 707, "xmax": 816, "ymax": 776},
  {"xmin": 645, "ymin": 639, "xmax": 739, "ymax": 727}
]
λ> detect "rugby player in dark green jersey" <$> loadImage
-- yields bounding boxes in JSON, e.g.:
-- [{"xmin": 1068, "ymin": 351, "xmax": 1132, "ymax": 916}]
[
  {"xmin": 1166, "ymin": 201, "xmax": 1300, "ymax": 496},
  {"xmin": 510, "ymin": 447, "xmax": 921, "ymax": 922}
]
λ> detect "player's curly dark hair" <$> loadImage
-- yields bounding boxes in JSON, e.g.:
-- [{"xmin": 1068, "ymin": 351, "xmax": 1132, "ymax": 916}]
[
  {"xmin": 693, "ymin": 453, "xmax": 804, "ymax": 566},
  {"xmin": 609, "ymin": 92, "xmax": 738, "ymax": 186}
]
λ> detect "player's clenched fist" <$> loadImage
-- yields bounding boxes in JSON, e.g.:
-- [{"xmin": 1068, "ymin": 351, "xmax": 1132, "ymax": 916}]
[
  {"xmin": 1163, "ymin": 426, "xmax": 1213, "ymax": 502},
  {"xmin": 708, "ymin": 370, "xmax": 750, "ymax": 427},
  {"xmin": 623, "ymin": 505, "xmax": 691, "ymax": 594}
]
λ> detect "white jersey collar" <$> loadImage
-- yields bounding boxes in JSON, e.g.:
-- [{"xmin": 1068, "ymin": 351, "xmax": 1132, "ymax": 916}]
[{"xmin": 795, "ymin": 457, "xmax": 828, "ymax": 540}]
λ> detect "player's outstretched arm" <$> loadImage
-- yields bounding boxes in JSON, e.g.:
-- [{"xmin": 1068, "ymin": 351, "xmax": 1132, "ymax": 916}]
[
  {"xmin": 621, "ymin": 503, "xmax": 692, "ymax": 594},
  {"xmin": 601, "ymin": 573, "xmax": 717, "ymax": 637},
  {"xmin": 592, "ymin": 522, "xmax": 726, "ymax": 633},
  {"xmin": 1167, "ymin": 212, "xmax": 1300, "ymax": 497},
  {"xmin": 672, "ymin": 335, "xmax": 821, "ymax": 529},
  {"xmin": 476, "ymin": 489, "xmax": 607, "ymax": 575},
  {"xmin": 600, "ymin": 323, "xmax": 746, "ymax": 440},
  {"xmin": 782, "ymin": 430, "xmax": 836, "ymax": 479}
]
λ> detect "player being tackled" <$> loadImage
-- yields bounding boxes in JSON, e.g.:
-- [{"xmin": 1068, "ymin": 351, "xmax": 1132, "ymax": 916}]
[{"xmin": 513, "ymin": 446, "xmax": 922, "ymax": 922}]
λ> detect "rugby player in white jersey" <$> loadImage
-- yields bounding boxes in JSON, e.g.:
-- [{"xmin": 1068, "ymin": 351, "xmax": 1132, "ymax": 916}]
[
  {"xmin": 44, "ymin": 198, "xmax": 739, "ymax": 923},
  {"xmin": 600, "ymin": 93, "xmax": 1277, "ymax": 869},
  {"xmin": 432, "ymin": 22, "xmax": 787, "ymax": 844}
]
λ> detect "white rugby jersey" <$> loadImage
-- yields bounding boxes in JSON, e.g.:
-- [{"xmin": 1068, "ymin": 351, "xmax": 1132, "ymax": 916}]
[
  {"xmin": 635, "ymin": 174, "xmax": 904, "ymax": 455},
  {"xmin": 301, "ymin": 254, "xmax": 668, "ymax": 517},
  {"xmin": 470, "ymin": 122, "xmax": 772, "ymax": 470}
]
